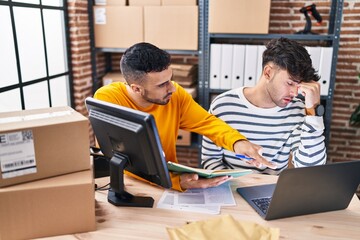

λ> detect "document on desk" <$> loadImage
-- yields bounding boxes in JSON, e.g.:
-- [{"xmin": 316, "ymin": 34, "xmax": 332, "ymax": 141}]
[{"xmin": 157, "ymin": 182, "xmax": 235, "ymax": 214}]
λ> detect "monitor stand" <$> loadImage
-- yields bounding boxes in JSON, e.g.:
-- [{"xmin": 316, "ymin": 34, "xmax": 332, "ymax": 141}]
[{"xmin": 108, "ymin": 152, "xmax": 154, "ymax": 207}]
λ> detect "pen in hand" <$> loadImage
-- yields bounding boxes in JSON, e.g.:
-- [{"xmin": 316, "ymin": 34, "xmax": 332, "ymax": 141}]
[
  {"xmin": 235, "ymin": 154, "xmax": 277, "ymax": 169},
  {"xmin": 235, "ymin": 154, "xmax": 254, "ymax": 160}
]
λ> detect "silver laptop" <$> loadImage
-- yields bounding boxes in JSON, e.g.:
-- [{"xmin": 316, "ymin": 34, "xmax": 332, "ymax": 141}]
[{"xmin": 237, "ymin": 161, "xmax": 360, "ymax": 220}]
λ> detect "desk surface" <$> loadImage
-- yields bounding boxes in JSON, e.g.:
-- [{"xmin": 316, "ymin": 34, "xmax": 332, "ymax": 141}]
[{"xmin": 41, "ymin": 174, "xmax": 360, "ymax": 240}]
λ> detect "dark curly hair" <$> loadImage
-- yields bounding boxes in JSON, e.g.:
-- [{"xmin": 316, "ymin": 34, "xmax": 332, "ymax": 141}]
[
  {"xmin": 120, "ymin": 42, "xmax": 171, "ymax": 84},
  {"xmin": 262, "ymin": 37, "xmax": 320, "ymax": 82}
]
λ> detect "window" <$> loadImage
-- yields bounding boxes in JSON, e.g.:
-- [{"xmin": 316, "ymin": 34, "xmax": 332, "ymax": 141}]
[{"xmin": 0, "ymin": 0, "xmax": 72, "ymax": 112}]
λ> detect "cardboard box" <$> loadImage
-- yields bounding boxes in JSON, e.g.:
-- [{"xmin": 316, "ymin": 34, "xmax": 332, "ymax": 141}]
[
  {"xmin": 95, "ymin": 0, "xmax": 126, "ymax": 5},
  {"xmin": 161, "ymin": 0, "xmax": 197, "ymax": 5},
  {"xmin": 176, "ymin": 129, "xmax": 191, "ymax": 146},
  {"xmin": 94, "ymin": 6, "xmax": 143, "ymax": 48},
  {"xmin": 102, "ymin": 72, "xmax": 126, "ymax": 85},
  {"xmin": 129, "ymin": 0, "xmax": 161, "ymax": 5},
  {"xmin": 171, "ymin": 63, "xmax": 198, "ymax": 87},
  {"xmin": 144, "ymin": 6, "xmax": 198, "ymax": 50},
  {"xmin": 0, "ymin": 106, "xmax": 90, "ymax": 187},
  {"xmin": 0, "ymin": 170, "xmax": 96, "ymax": 240},
  {"xmin": 171, "ymin": 63, "xmax": 198, "ymax": 77},
  {"xmin": 209, "ymin": 0, "xmax": 271, "ymax": 34}
]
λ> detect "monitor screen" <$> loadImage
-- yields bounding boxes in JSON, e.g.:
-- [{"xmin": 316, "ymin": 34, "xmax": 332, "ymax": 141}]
[{"xmin": 85, "ymin": 97, "xmax": 172, "ymax": 207}]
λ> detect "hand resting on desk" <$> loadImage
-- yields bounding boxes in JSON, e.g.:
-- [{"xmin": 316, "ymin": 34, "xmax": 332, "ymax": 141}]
[{"xmin": 180, "ymin": 173, "xmax": 232, "ymax": 190}]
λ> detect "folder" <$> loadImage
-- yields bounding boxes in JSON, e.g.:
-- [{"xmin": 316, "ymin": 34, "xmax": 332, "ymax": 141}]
[
  {"xmin": 306, "ymin": 46, "xmax": 321, "ymax": 73},
  {"xmin": 244, "ymin": 45, "xmax": 258, "ymax": 87},
  {"xmin": 220, "ymin": 44, "xmax": 233, "ymax": 89},
  {"xmin": 167, "ymin": 162, "xmax": 252, "ymax": 178},
  {"xmin": 231, "ymin": 44, "xmax": 246, "ymax": 89},
  {"xmin": 255, "ymin": 45, "xmax": 266, "ymax": 82},
  {"xmin": 319, "ymin": 47, "xmax": 333, "ymax": 96},
  {"xmin": 209, "ymin": 44, "xmax": 222, "ymax": 89}
]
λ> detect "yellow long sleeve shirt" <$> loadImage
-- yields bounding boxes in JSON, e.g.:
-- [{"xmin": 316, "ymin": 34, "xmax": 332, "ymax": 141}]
[{"xmin": 94, "ymin": 81, "xmax": 246, "ymax": 191}]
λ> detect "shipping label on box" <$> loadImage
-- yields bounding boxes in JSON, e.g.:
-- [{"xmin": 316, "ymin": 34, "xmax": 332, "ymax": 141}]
[
  {"xmin": 94, "ymin": 6, "xmax": 144, "ymax": 48},
  {"xmin": 0, "ymin": 130, "xmax": 37, "ymax": 179},
  {"xmin": 94, "ymin": 7, "xmax": 107, "ymax": 24},
  {"xmin": 95, "ymin": 0, "xmax": 126, "ymax": 5},
  {"xmin": 0, "ymin": 106, "xmax": 90, "ymax": 188},
  {"xmin": 95, "ymin": 0, "xmax": 107, "ymax": 5}
]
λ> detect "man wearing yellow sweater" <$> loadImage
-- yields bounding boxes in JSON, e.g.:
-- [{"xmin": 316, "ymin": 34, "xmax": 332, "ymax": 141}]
[{"xmin": 94, "ymin": 42, "xmax": 275, "ymax": 191}]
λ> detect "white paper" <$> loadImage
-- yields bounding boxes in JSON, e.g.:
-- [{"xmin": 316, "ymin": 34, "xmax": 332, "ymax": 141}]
[
  {"xmin": 94, "ymin": 8, "xmax": 106, "ymax": 25},
  {"xmin": 157, "ymin": 182, "xmax": 235, "ymax": 214}
]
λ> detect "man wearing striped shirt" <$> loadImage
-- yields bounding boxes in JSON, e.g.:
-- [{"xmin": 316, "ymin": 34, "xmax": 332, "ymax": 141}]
[{"xmin": 201, "ymin": 38, "xmax": 326, "ymax": 174}]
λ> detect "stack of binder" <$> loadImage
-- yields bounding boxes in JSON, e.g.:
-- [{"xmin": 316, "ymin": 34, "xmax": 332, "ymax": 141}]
[
  {"xmin": 209, "ymin": 44, "xmax": 333, "ymax": 96},
  {"xmin": 210, "ymin": 44, "xmax": 266, "ymax": 90},
  {"xmin": 306, "ymin": 46, "xmax": 333, "ymax": 96}
]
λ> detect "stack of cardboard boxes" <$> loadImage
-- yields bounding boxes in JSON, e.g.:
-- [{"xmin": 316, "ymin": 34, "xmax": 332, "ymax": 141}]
[
  {"xmin": 171, "ymin": 63, "xmax": 198, "ymax": 146},
  {"xmin": 93, "ymin": 0, "xmax": 198, "ymax": 50},
  {"xmin": 0, "ymin": 106, "xmax": 95, "ymax": 240},
  {"xmin": 171, "ymin": 63, "xmax": 198, "ymax": 99},
  {"xmin": 94, "ymin": 0, "xmax": 198, "ymax": 146}
]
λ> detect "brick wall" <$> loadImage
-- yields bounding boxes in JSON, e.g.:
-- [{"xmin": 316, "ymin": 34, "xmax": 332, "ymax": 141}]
[
  {"xmin": 68, "ymin": 0, "xmax": 360, "ymax": 166},
  {"xmin": 268, "ymin": 0, "xmax": 360, "ymax": 162},
  {"xmin": 330, "ymin": 1, "xmax": 360, "ymax": 162}
]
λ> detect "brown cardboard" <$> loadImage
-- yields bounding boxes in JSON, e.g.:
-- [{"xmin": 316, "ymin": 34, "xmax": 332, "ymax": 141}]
[
  {"xmin": 144, "ymin": 6, "xmax": 198, "ymax": 50},
  {"xmin": 173, "ymin": 76, "xmax": 196, "ymax": 87},
  {"xmin": 171, "ymin": 63, "xmax": 198, "ymax": 87},
  {"xmin": 129, "ymin": 0, "xmax": 161, "ymax": 5},
  {"xmin": 171, "ymin": 63, "xmax": 198, "ymax": 77},
  {"xmin": 0, "ymin": 170, "xmax": 95, "ymax": 240},
  {"xmin": 209, "ymin": 0, "xmax": 271, "ymax": 34},
  {"xmin": 176, "ymin": 129, "xmax": 191, "ymax": 146},
  {"xmin": 102, "ymin": 72, "xmax": 126, "ymax": 85},
  {"xmin": 161, "ymin": 0, "xmax": 197, "ymax": 5},
  {"xmin": 95, "ymin": 0, "xmax": 126, "ymax": 5},
  {"xmin": 94, "ymin": 6, "xmax": 144, "ymax": 48},
  {"xmin": 0, "ymin": 106, "xmax": 90, "ymax": 187}
]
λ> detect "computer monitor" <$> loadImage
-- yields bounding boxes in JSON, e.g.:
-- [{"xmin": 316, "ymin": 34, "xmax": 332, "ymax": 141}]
[{"xmin": 85, "ymin": 97, "xmax": 172, "ymax": 208}]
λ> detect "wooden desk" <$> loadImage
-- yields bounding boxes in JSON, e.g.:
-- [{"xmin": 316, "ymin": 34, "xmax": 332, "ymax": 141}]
[{"xmin": 40, "ymin": 174, "xmax": 360, "ymax": 240}]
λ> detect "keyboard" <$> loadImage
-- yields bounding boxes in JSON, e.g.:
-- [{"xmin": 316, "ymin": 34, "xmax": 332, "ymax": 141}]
[{"xmin": 251, "ymin": 197, "xmax": 272, "ymax": 214}]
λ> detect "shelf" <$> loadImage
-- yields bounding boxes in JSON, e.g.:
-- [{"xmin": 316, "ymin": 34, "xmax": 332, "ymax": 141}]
[
  {"xmin": 202, "ymin": 0, "xmax": 344, "ymax": 151},
  {"xmin": 209, "ymin": 33, "xmax": 336, "ymax": 42},
  {"xmin": 96, "ymin": 48, "xmax": 200, "ymax": 56}
]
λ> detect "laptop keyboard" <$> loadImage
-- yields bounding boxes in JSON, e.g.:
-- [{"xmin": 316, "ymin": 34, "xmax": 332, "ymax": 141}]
[{"xmin": 251, "ymin": 197, "xmax": 272, "ymax": 214}]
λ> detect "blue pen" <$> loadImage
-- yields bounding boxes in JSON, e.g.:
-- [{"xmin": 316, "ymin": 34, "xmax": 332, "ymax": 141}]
[{"xmin": 235, "ymin": 154, "xmax": 254, "ymax": 160}]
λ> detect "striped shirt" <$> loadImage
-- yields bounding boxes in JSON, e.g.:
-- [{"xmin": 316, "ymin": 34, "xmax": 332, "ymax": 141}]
[{"xmin": 201, "ymin": 87, "xmax": 327, "ymax": 175}]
